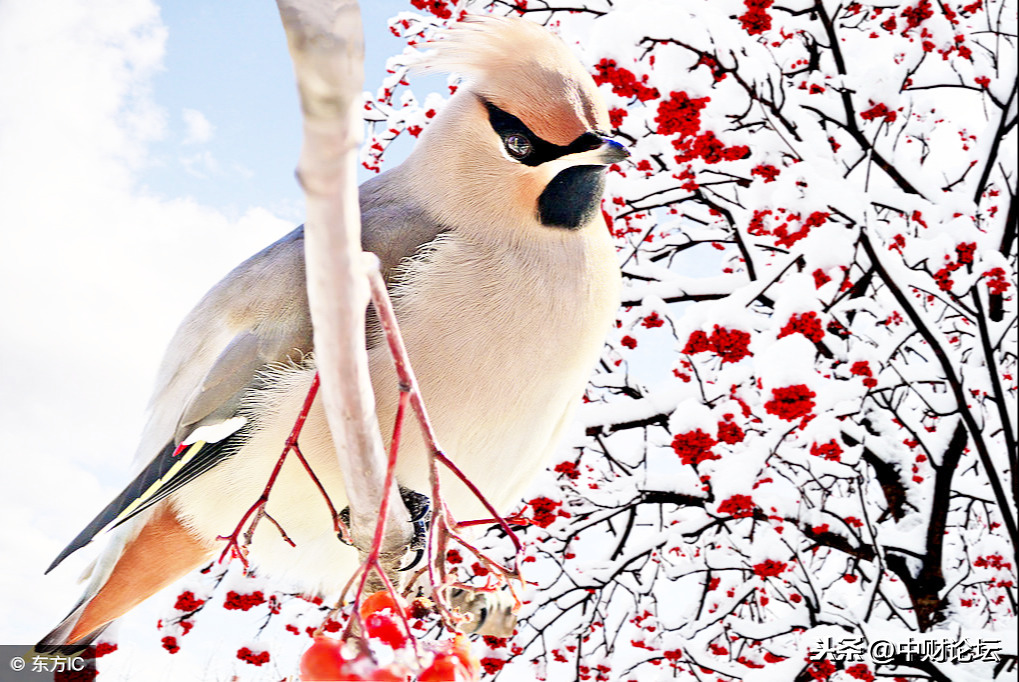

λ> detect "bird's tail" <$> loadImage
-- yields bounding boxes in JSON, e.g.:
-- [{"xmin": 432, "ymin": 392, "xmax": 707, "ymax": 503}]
[
  {"xmin": 37, "ymin": 504, "xmax": 213, "ymax": 650},
  {"xmin": 35, "ymin": 602, "xmax": 110, "ymax": 654}
]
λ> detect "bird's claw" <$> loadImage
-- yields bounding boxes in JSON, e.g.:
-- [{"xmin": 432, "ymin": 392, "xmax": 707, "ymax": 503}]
[
  {"xmin": 337, "ymin": 486, "xmax": 431, "ymax": 572},
  {"xmin": 448, "ymin": 587, "xmax": 518, "ymax": 636}
]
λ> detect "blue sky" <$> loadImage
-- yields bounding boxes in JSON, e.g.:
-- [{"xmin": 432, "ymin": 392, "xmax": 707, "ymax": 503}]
[
  {"xmin": 0, "ymin": 3, "xmax": 702, "ymax": 676},
  {"xmin": 0, "ymin": 0, "xmax": 430, "ymax": 661},
  {"xmin": 142, "ymin": 0, "xmax": 414, "ymax": 216}
]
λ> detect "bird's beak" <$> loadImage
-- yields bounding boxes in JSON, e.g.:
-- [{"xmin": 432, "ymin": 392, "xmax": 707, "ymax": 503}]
[{"xmin": 597, "ymin": 138, "xmax": 629, "ymax": 164}]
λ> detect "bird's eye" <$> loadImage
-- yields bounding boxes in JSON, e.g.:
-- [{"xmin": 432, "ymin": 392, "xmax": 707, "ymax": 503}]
[{"xmin": 503, "ymin": 134, "xmax": 532, "ymax": 159}]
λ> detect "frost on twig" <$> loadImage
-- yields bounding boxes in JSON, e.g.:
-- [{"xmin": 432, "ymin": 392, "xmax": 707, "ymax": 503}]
[
  {"xmin": 270, "ymin": 0, "xmax": 525, "ymax": 647},
  {"xmin": 275, "ymin": 0, "xmax": 413, "ymax": 577}
]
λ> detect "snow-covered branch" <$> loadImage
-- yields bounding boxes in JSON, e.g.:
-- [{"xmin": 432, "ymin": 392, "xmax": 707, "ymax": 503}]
[{"xmin": 275, "ymin": 0, "xmax": 412, "ymax": 566}]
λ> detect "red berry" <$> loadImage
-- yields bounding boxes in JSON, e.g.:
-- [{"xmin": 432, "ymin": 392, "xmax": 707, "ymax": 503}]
[
  {"xmin": 435, "ymin": 635, "xmax": 480, "ymax": 679},
  {"xmin": 300, "ymin": 638, "xmax": 408, "ymax": 682},
  {"xmin": 300, "ymin": 637, "xmax": 343, "ymax": 681},
  {"xmin": 334, "ymin": 662, "xmax": 408, "ymax": 682},
  {"xmin": 364, "ymin": 611, "xmax": 408, "ymax": 649},
  {"xmin": 362, "ymin": 666, "xmax": 409, "ymax": 682},
  {"xmin": 359, "ymin": 590, "xmax": 405, "ymax": 622},
  {"xmin": 419, "ymin": 654, "xmax": 470, "ymax": 682}
]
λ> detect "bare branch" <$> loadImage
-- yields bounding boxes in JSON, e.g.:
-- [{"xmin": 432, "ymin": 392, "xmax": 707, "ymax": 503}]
[{"xmin": 276, "ymin": 0, "xmax": 412, "ymax": 569}]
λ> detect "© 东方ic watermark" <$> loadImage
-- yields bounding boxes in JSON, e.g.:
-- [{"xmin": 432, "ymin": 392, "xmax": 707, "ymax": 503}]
[
  {"xmin": 810, "ymin": 635, "xmax": 1004, "ymax": 664},
  {"xmin": 17, "ymin": 654, "xmax": 89, "ymax": 673},
  {"xmin": 1, "ymin": 646, "xmax": 98, "ymax": 680}
]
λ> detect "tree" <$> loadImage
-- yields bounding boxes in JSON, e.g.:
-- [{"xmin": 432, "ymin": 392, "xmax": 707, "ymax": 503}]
[
  {"xmin": 114, "ymin": 1, "xmax": 1017, "ymax": 680},
  {"xmin": 364, "ymin": 1, "xmax": 1016, "ymax": 680}
]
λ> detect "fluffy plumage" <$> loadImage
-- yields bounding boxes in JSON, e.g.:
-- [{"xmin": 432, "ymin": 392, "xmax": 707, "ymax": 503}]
[
  {"xmin": 40, "ymin": 15, "xmax": 623, "ymax": 647},
  {"xmin": 418, "ymin": 16, "xmax": 608, "ymax": 145}
]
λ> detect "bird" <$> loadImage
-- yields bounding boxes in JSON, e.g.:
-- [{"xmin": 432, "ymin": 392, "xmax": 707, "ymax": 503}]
[{"xmin": 39, "ymin": 15, "xmax": 625, "ymax": 647}]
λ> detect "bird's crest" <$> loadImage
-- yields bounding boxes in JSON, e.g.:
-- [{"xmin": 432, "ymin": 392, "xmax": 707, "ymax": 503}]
[{"xmin": 417, "ymin": 15, "xmax": 608, "ymax": 145}]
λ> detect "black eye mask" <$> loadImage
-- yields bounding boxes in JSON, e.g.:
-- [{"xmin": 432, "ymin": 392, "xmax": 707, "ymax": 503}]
[{"xmin": 482, "ymin": 99, "xmax": 604, "ymax": 167}]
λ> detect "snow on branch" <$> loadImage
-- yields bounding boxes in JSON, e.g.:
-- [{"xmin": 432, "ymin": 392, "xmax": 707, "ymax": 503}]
[
  {"xmin": 362, "ymin": 2, "xmax": 1018, "ymax": 679},
  {"xmin": 275, "ymin": 0, "xmax": 413, "ymax": 565},
  {"xmin": 142, "ymin": 2, "xmax": 1016, "ymax": 679}
]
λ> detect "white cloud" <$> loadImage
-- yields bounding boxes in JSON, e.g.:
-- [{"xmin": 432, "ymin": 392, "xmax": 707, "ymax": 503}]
[
  {"xmin": 179, "ymin": 149, "xmax": 220, "ymax": 177},
  {"xmin": 181, "ymin": 107, "xmax": 214, "ymax": 144},
  {"xmin": 231, "ymin": 161, "xmax": 255, "ymax": 179},
  {"xmin": 0, "ymin": 0, "xmax": 292, "ymax": 657}
]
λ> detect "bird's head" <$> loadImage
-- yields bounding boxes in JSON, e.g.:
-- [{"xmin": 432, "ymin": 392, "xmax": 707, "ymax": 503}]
[{"xmin": 403, "ymin": 16, "xmax": 628, "ymax": 240}]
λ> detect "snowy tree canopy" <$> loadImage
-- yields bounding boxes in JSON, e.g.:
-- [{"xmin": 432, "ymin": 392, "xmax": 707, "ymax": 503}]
[
  {"xmin": 71, "ymin": 1, "xmax": 1016, "ymax": 681},
  {"xmin": 358, "ymin": 1, "xmax": 1016, "ymax": 680}
]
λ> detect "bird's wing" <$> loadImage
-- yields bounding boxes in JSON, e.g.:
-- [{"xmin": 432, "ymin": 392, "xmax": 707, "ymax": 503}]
[
  {"xmin": 359, "ymin": 170, "xmax": 448, "ymax": 283},
  {"xmin": 44, "ymin": 435, "xmax": 242, "ymax": 574},
  {"xmin": 48, "ymin": 176, "xmax": 446, "ymax": 573},
  {"xmin": 48, "ymin": 229, "xmax": 313, "ymax": 573}
]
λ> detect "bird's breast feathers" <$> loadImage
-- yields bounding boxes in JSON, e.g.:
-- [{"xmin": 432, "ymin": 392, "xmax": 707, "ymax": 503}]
[
  {"xmin": 390, "ymin": 223, "xmax": 619, "ymax": 386},
  {"xmin": 373, "ymin": 225, "xmax": 620, "ymax": 507},
  {"xmin": 174, "ymin": 222, "xmax": 619, "ymax": 587}
]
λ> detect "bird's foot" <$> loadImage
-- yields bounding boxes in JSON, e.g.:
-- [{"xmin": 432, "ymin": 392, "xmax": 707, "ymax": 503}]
[
  {"xmin": 448, "ymin": 587, "xmax": 518, "ymax": 637},
  {"xmin": 337, "ymin": 486, "xmax": 431, "ymax": 571}
]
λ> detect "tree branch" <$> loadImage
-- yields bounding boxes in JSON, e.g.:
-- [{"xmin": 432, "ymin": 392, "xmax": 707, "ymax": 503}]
[
  {"xmin": 276, "ymin": 0, "xmax": 412, "ymax": 572},
  {"xmin": 860, "ymin": 230, "xmax": 1019, "ymax": 552}
]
